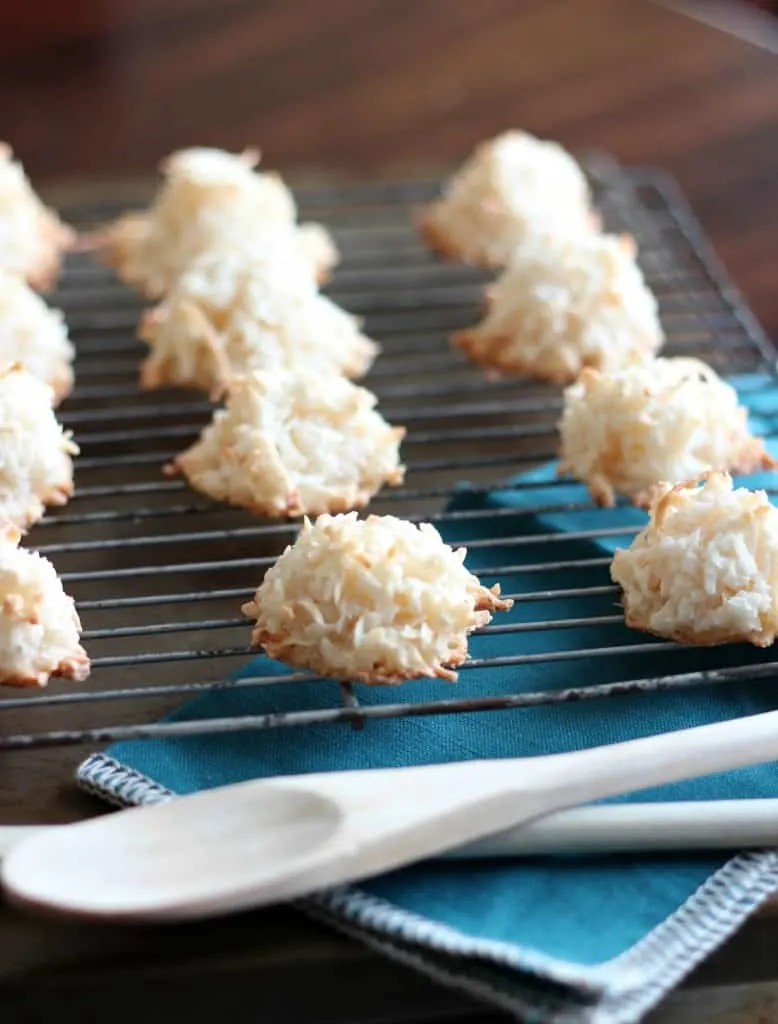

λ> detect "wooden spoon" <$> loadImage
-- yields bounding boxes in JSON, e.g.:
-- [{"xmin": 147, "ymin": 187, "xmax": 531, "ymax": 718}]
[
  {"xmin": 5, "ymin": 798, "xmax": 778, "ymax": 861},
  {"xmin": 5, "ymin": 709, "xmax": 778, "ymax": 923}
]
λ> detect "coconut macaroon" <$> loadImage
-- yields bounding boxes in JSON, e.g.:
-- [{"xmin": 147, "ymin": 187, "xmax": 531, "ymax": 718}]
[
  {"xmin": 95, "ymin": 147, "xmax": 338, "ymax": 297},
  {"xmin": 611, "ymin": 473, "xmax": 778, "ymax": 647},
  {"xmin": 139, "ymin": 246, "xmax": 377, "ymax": 395},
  {"xmin": 559, "ymin": 358, "xmax": 774, "ymax": 507},
  {"xmin": 419, "ymin": 131, "xmax": 596, "ymax": 267},
  {"xmin": 242, "ymin": 512, "xmax": 513, "ymax": 684},
  {"xmin": 168, "ymin": 369, "xmax": 405, "ymax": 517},
  {"xmin": 0, "ymin": 143, "xmax": 74, "ymax": 291},
  {"xmin": 0, "ymin": 522, "xmax": 88, "ymax": 687},
  {"xmin": 453, "ymin": 233, "xmax": 663, "ymax": 383},
  {"xmin": 295, "ymin": 222, "xmax": 339, "ymax": 282},
  {"xmin": 0, "ymin": 364, "xmax": 77, "ymax": 529},
  {"xmin": 0, "ymin": 271, "xmax": 75, "ymax": 403}
]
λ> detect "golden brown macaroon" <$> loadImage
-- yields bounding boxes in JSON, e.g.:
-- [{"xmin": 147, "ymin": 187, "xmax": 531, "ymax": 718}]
[
  {"xmin": 0, "ymin": 271, "xmax": 75, "ymax": 403},
  {"xmin": 559, "ymin": 358, "xmax": 774, "ymax": 507},
  {"xmin": 419, "ymin": 130, "xmax": 596, "ymax": 267},
  {"xmin": 138, "ymin": 244, "xmax": 377, "ymax": 397},
  {"xmin": 0, "ymin": 144, "xmax": 73, "ymax": 291},
  {"xmin": 167, "ymin": 369, "xmax": 405, "ymax": 516},
  {"xmin": 93, "ymin": 147, "xmax": 338, "ymax": 297},
  {"xmin": 0, "ymin": 521, "xmax": 88, "ymax": 687},
  {"xmin": 612, "ymin": 473, "xmax": 778, "ymax": 647},
  {"xmin": 242, "ymin": 512, "xmax": 513, "ymax": 684},
  {"xmin": 0, "ymin": 364, "xmax": 77, "ymax": 529},
  {"xmin": 453, "ymin": 233, "xmax": 663, "ymax": 383}
]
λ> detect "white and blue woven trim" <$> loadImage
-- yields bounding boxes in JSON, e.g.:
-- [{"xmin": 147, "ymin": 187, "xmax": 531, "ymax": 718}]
[
  {"xmin": 77, "ymin": 752, "xmax": 778, "ymax": 1024},
  {"xmin": 78, "ymin": 753, "xmax": 174, "ymax": 807}
]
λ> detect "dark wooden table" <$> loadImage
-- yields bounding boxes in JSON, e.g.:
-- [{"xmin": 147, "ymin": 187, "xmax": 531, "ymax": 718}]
[
  {"xmin": 3, "ymin": 0, "xmax": 778, "ymax": 343},
  {"xmin": 3, "ymin": 1, "xmax": 778, "ymax": 1021}
]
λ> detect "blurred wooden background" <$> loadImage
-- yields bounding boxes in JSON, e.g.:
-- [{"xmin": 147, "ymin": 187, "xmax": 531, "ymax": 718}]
[
  {"xmin": 0, "ymin": 1, "xmax": 776, "ymax": 179},
  {"xmin": 2, "ymin": 1, "xmax": 778, "ymax": 340}
]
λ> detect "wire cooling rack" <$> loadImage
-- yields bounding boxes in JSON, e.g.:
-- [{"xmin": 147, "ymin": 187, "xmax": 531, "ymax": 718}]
[{"xmin": 2, "ymin": 160, "xmax": 778, "ymax": 752}]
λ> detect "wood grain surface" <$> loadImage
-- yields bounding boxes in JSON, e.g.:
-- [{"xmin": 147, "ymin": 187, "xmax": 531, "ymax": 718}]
[
  {"xmin": 2, "ymin": 0, "xmax": 778, "ymax": 343},
  {"xmin": 2, "ymin": 1, "xmax": 778, "ymax": 1020}
]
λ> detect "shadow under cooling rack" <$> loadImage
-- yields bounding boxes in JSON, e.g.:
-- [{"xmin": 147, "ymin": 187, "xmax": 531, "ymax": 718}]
[{"xmin": 3, "ymin": 163, "xmax": 778, "ymax": 750}]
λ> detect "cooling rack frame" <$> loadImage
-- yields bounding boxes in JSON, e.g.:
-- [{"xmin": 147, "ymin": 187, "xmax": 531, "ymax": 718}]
[{"xmin": 3, "ymin": 159, "xmax": 778, "ymax": 753}]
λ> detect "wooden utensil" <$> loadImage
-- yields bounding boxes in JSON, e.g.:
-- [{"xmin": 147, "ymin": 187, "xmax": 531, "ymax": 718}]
[
  {"xmin": 5, "ymin": 709, "xmax": 778, "ymax": 923},
  {"xmin": 4, "ymin": 799, "xmax": 778, "ymax": 862}
]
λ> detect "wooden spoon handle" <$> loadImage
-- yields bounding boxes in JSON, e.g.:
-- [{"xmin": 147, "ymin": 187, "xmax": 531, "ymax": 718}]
[{"xmin": 446, "ymin": 799, "xmax": 778, "ymax": 857}]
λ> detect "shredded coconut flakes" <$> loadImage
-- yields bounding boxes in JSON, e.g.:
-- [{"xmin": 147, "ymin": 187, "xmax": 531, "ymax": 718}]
[
  {"xmin": 420, "ymin": 130, "xmax": 596, "ymax": 267},
  {"xmin": 243, "ymin": 512, "xmax": 513, "ymax": 684},
  {"xmin": 611, "ymin": 472, "xmax": 778, "ymax": 647},
  {"xmin": 559, "ymin": 358, "xmax": 773, "ymax": 506},
  {"xmin": 169, "ymin": 369, "xmax": 405, "ymax": 516}
]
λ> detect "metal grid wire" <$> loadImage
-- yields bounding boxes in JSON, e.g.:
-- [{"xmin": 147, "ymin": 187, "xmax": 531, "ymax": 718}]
[{"xmin": 2, "ymin": 159, "xmax": 778, "ymax": 751}]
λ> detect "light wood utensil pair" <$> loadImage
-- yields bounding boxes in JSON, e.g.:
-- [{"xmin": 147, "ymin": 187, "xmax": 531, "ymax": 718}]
[{"xmin": 4, "ymin": 710, "xmax": 778, "ymax": 922}]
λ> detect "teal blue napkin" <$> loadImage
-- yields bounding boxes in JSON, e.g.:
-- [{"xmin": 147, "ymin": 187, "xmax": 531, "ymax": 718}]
[{"xmin": 79, "ymin": 375, "xmax": 778, "ymax": 1024}]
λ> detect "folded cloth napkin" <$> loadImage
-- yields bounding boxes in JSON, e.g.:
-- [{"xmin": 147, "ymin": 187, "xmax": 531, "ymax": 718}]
[{"xmin": 79, "ymin": 375, "xmax": 778, "ymax": 1024}]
